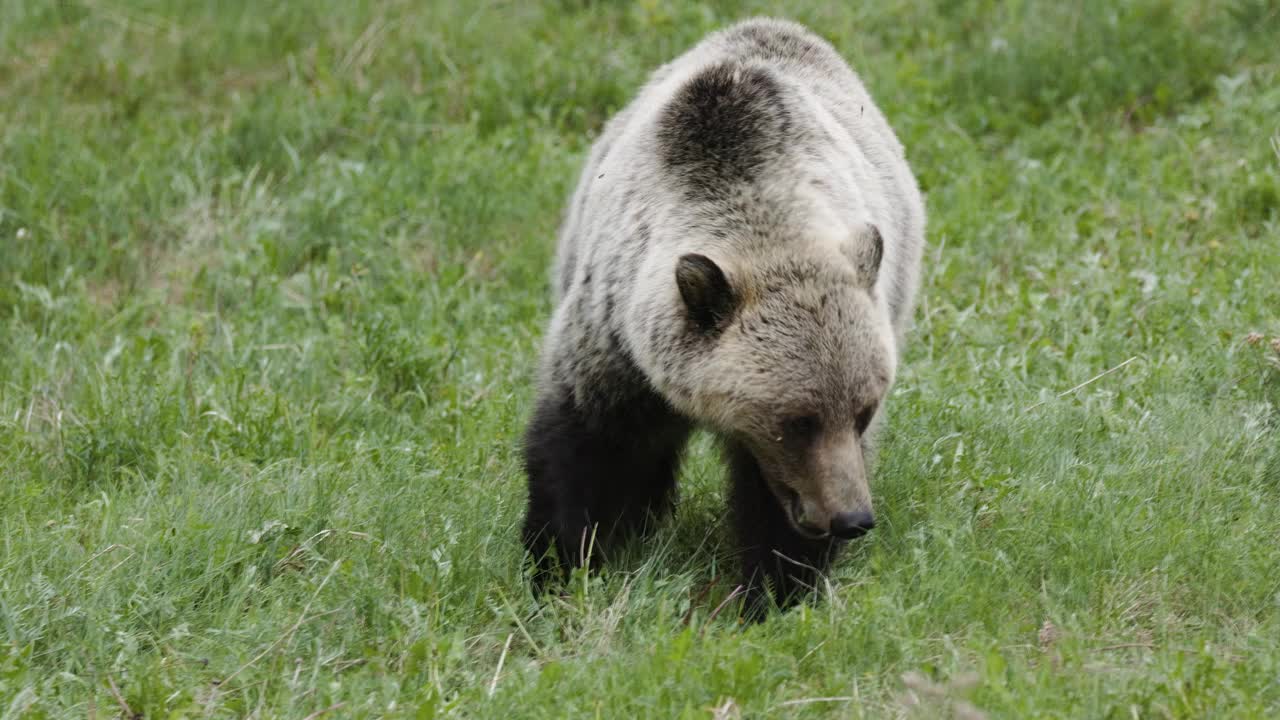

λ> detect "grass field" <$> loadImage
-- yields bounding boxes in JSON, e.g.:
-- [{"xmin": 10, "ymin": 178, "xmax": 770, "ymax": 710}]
[{"xmin": 2, "ymin": 1, "xmax": 1279, "ymax": 717}]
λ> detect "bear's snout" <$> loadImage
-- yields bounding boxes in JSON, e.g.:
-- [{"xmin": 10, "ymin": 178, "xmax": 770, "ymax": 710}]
[
  {"xmin": 829, "ymin": 510, "xmax": 875, "ymax": 540},
  {"xmin": 790, "ymin": 490, "xmax": 875, "ymax": 540}
]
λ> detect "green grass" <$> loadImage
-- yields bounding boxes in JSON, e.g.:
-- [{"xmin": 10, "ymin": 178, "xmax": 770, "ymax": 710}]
[{"xmin": 2, "ymin": 0, "xmax": 1279, "ymax": 717}]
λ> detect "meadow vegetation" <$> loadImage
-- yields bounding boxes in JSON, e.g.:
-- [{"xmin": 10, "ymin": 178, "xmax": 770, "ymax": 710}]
[{"xmin": 1, "ymin": 0, "xmax": 1279, "ymax": 716}]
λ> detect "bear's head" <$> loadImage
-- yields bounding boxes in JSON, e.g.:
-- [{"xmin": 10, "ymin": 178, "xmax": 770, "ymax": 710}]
[{"xmin": 654, "ymin": 222, "xmax": 895, "ymax": 540}]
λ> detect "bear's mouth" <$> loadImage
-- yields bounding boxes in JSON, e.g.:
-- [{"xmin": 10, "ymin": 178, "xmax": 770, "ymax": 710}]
[{"xmin": 777, "ymin": 485, "xmax": 829, "ymax": 540}]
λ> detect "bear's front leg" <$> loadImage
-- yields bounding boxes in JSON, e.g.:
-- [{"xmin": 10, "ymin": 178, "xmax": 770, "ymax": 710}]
[
  {"xmin": 727, "ymin": 441, "xmax": 843, "ymax": 619},
  {"xmin": 521, "ymin": 382, "xmax": 690, "ymax": 587}
]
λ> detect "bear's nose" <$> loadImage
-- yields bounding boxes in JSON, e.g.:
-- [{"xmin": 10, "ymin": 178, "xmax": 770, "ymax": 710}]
[{"xmin": 829, "ymin": 511, "xmax": 875, "ymax": 539}]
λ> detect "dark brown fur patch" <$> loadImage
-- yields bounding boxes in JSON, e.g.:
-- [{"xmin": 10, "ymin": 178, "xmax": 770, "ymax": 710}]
[{"xmin": 656, "ymin": 62, "xmax": 792, "ymax": 200}]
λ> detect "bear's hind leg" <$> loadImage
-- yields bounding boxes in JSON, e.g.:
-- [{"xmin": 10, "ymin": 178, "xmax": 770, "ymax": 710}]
[
  {"xmin": 522, "ymin": 383, "xmax": 689, "ymax": 585},
  {"xmin": 727, "ymin": 440, "xmax": 842, "ymax": 619}
]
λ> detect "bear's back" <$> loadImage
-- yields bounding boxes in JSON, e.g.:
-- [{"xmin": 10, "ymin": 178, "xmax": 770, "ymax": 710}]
[{"xmin": 554, "ymin": 18, "xmax": 924, "ymax": 336}]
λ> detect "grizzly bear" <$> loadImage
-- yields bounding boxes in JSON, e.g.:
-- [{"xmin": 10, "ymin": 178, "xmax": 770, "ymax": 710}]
[{"xmin": 521, "ymin": 18, "xmax": 925, "ymax": 615}]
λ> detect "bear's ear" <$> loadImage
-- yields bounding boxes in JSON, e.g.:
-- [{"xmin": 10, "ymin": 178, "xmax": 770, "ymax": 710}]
[
  {"xmin": 844, "ymin": 222, "xmax": 885, "ymax": 286},
  {"xmin": 676, "ymin": 253, "xmax": 736, "ymax": 332},
  {"xmin": 845, "ymin": 223, "xmax": 884, "ymax": 288},
  {"xmin": 839, "ymin": 221, "xmax": 880, "ymax": 288}
]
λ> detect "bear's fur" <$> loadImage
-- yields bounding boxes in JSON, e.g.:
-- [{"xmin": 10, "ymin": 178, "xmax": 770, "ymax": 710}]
[{"xmin": 521, "ymin": 18, "xmax": 925, "ymax": 615}]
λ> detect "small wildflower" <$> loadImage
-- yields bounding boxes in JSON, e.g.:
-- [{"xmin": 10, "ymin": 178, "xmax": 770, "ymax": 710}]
[
  {"xmin": 1038, "ymin": 619, "xmax": 1060, "ymax": 649},
  {"xmin": 1207, "ymin": 238, "xmax": 1221, "ymax": 250},
  {"xmin": 1245, "ymin": 332, "xmax": 1265, "ymax": 346},
  {"xmin": 956, "ymin": 701, "xmax": 989, "ymax": 720},
  {"xmin": 16, "ymin": 227, "xmax": 29, "ymax": 240},
  {"xmin": 710, "ymin": 698, "xmax": 740, "ymax": 720}
]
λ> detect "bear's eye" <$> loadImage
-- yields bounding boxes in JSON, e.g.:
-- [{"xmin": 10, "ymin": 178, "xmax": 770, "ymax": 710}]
[
  {"xmin": 855, "ymin": 404, "xmax": 878, "ymax": 434},
  {"xmin": 781, "ymin": 415, "xmax": 821, "ymax": 443}
]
